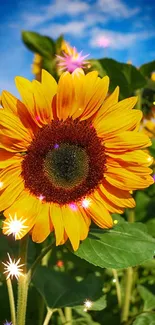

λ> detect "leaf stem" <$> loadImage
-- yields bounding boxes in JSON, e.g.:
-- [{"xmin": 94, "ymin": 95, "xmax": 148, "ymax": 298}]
[
  {"xmin": 43, "ymin": 307, "xmax": 57, "ymax": 325},
  {"xmin": 6, "ymin": 278, "xmax": 16, "ymax": 325},
  {"xmin": 135, "ymin": 89, "xmax": 142, "ymax": 110},
  {"xmin": 38, "ymin": 242, "xmax": 53, "ymax": 325},
  {"xmin": 65, "ymin": 307, "xmax": 72, "ymax": 325},
  {"xmin": 112, "ymin": 269, "xmax": 122, "ymax": 307},
  {"xmin": 58, "ymin": 309, "xmax": 66, "ymax": 323},
  {"xmin": 121, "ymin": 267, "xmax": 133, "ymax": 323},
  {"xmin": 27, "ymin": 240, "xmax": 55, "ymax": 283}
]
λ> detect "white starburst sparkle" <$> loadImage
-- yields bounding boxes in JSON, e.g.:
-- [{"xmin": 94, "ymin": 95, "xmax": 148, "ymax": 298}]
[
  {"xmin": 3, "ymin": 213, "xmax": 28, "ymax": 240},
  {"xmin": 83, "ymin": 299, "xmax": 93, "ymax": 312},
  {"xmin": 2, "ymin": 253, "xmax": 24, "ymax": 280}
]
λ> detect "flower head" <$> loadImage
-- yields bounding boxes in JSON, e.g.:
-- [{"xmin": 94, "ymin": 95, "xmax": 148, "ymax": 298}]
[
  {"xmin": 2, "ymin": 254, "xmax": 24, "ymax": 279},
  {"xmin": 3, "ymin": 321, "xmax": 12, "ymax": 325},
  {"xmin": 57, "ymin": 41, "xmax": 89, "ymax": 73},
  {"xmin": 0, "ymin": 68, "xmax": 153, "ymax": 250}
]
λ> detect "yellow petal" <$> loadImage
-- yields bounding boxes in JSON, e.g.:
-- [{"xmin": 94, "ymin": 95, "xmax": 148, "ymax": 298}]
[
  {"xmin": 107, "ymin": 150, "xmax": 153, "ymax": 167},
  {"xmin": 0, "ymin": 150, "xmax": 22, "ymax": 169},
  {"xmin": 55, "ymin": 72, "xmax": 75, "ymax": 120},
  {"xmin": 93, "ymin": 86, "xmax": 119, "ymax": 125},
  {"xmin": 105, "ymin": 132, "xmax": 151, "ymax": 151},
  {"xmin": 50, "ymin": 204, "xmax": 64, "ymax": 246},
  {"xmin": 86, "ymin": 192, "xmax": 113, "ymax": 228},
  {"xmin": 105, "ymin": 166, "xmax": 154, "ymax": 190},
  {"xmin": 3, "ymin": 191, "xmax": 39, "ymax": 238},
  {"xmin": 0, "ymin": 164, "xmax": 22, "ymax": 188},
  {"xmin": 32, "ymin": 80, "xmax": 53, "ymax": 123},
  {"xmin": 95, "ymin": 109, "xmax": 142, "ymax": 138},
  {"xmin": 100, "ymin": 180, "xmax": 135, "ymax": 208},
  {"xmin": 62, "ymin": 205, "xmax": 82, "ymax": 251},
  {"xmin": 41, "ymin": 69, "xmax": 57, "ymax": 105},
  {"xmin": 32, "ymin": 204, "xmax": 52, "ymax": 243},
  {"xmin": 1, "ymin": 91, "xmax": 37, "ymax": 136},
  {"xmin": 0, "ymin": 177, "xmax": 24, "ymax": 211}
]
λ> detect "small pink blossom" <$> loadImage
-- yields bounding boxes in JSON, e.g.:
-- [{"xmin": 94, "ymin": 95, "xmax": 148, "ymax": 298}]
[{"xmin": 56, "ymin": 46, "xmax": 89, "ymax": 73}]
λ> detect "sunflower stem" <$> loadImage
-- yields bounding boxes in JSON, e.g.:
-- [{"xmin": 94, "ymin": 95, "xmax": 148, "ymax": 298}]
[
  {"xmin": 6, "ymin": 278, "xmax": 16, "ymax": 325},
  {"xmin": 121, "ymin": 267, "xmax": 133, "ymax": 323},
  {"xmin": 112, "ymin": 269, "xmax": 122, "ymax": 308},
  {"xmin": 16, "ymin": 235, "xmax": 29, "ymax": 325},
  {"xmin": 38, "ymin": 242, "xmax": 53, "ymax": 325},
  {"xmin": 58, "ymin": 309, "xmax": 66, "ymax": 323},
  {"xmin": 135, "ymin": 89, "xmax": 142, "ymax": 110},
  {"xmin": 65, "ymin": 307, "xmax": 72, "ymax": 325},
  {"xmin": 121, "ymin": 209, "xmax": 135, "ymax": 323},
  {"xmin": 27, "ymin": 239, "xmax": 55, "ymax": 282},
  {"xmin": 43, "ymin": 307, "xmax": 57, "ymax": 325}
]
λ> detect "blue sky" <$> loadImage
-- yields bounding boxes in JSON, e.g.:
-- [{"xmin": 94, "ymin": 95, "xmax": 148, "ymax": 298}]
[{"xmin": 0, "ymin": 0, "xmax": 155, "ymax": 96}]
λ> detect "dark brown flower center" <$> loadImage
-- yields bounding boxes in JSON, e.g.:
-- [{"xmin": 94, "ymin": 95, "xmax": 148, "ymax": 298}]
[
  {"xmin": 44, "ymin": 143, "xmax": 89, "ymax": 189},
  {"xmin": 21, "ymin": 118, "xmax": 106, "ymax": 205}
]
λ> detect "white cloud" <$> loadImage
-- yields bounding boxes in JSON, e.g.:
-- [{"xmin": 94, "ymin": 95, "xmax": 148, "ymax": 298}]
[
  {"xmin": 22, "ymin": 0, "xmax": 90, "ymax": 28},
  {"xmin": 40, "ymin": 21, "xmax": 87, "ymax": 37},
  {"xmin": 97, "ymin": 0, "xmax": 140, "ymax": 18},
  {"xmin": 90, "ymin": 29, "xmax": 155, "ymax": 50}
]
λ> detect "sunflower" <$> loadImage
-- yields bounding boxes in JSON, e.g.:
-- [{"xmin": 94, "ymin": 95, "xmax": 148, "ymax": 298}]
[{"xmin": 0, "ymin": 69, "xmax": 153, "ymax": 250}]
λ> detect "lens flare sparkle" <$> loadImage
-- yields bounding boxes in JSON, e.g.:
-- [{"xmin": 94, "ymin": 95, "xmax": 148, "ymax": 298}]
[
  {"xmin": 3, "ymin": 214, "xmax": 28, "ymax": 240},
  {"xmin": 2, "ymin": 253, "xmax": 24, "ymax": 279}
]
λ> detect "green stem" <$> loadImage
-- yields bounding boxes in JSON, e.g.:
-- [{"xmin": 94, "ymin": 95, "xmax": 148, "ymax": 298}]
[
  {"xmin": 65, "ymin": 307, "xmax": 72, "ymax": 325},
  {"xmin": 16, "ymin": 235, "xmax": 29, "ymax": 325},
  {"xmin": 58, "ymin": 309, "xmax": 66, "ymax": 323},
  {"xmin": 27, "ymin": 240, "xmax": 55, "ymax": 283},
  {"xmin": 121, "ymin": 209, "xmax": 135, "ymax": 323},
  {"xmin": 121, "ymin": 267, "xmax": 133, "ymax": 323},
  {"xmin": 128, "ymin": 209, "xmax": 135, "ymax": 223},
  {"xmin": 6, "ymin": 278, "xmax": 16, "ymax": 325},
  {"xmin": 135, "ymin": 89, "xmax": 142, "ymax": 110},
  {"xmin": 112, "ymin": 269, "xmax": 122, "ymax": 308},
  {"xmin": 43, "ymin": 308, "xmax": 57, "ymax": 325},
  {"xmin": 38, "ymin": 243, "xmax": 53, "ymax": 325}
]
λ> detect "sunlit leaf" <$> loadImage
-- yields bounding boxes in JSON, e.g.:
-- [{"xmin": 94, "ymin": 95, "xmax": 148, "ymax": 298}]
[{"xmin": 74, "ymin": 223, "xmax": 155, "ymax": 269}]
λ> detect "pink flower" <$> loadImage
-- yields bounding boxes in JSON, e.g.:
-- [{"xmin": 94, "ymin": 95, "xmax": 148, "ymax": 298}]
[{"xmin": 56, "ymin": 45, "xmax": 89, "ymax": 73}]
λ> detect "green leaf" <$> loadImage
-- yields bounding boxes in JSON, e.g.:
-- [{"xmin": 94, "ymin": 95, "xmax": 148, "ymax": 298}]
[
  {"xmin": 22, "ymin": 31, "xmax": 55, "ymax": 58},
  {"xmin": 98, "ymin": 59, "xmax": 146, "ymax": 98},
  {"xmin": 74, "ymin": 307, "xmax": 101, "ymax": 325},
  {"xmin": 138, "ymin": 285, "xmax": 155, "ymax": 310},
  {"xmin": 146, "ymin": 219, "xmax": 155, "ymax": 237},
  {"xmin": 33, "ymin": 266, "xmax": 103, "ymax": 308},
  {"xmin": 140, "ymin": 60, "xmax": 155, "ymax": 78},
  {"xmin": 98, "ymin": 58, "xmax": 130, "ymax": 99},
  {"xmin": 42, "ymin": 57, "xmax": 57, "ymax": 78},
  {"xmin": 89, "ymin": 295, "xmax": 107, "ymax": 311},
  {"xmin": 120, "ymin": 63, "xmax": 146, "ymax": 92},
  {"xmin": 74, "ymin": 223, "xmax": 155, "ymax": 269},
  {"xmin": 87, "ymin": 59, "xmax": 107, "ymax": 78},
  {"xmin": 133, "ymin": 313, "xmax": 155, "ymax": 325}
]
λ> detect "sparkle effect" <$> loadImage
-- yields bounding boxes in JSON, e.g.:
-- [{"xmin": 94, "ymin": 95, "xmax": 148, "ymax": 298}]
[
  {"xmin": 3, "ymin": 214, "xmax": 28, "ymax": 239},
  {"xmin": 81, "ymin": 198, "xmax": 91, "ymax": 208},
  {"xmin": 3, "ymin": 254, "xmax": 24, "ymax": 279},
  {"xmin": 57, "ymin": 46, "xmax": 89, "ymax": 73},
  {"xmin": 83, "ymin": 299, "xmax": 93, "ymax": 312}
]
